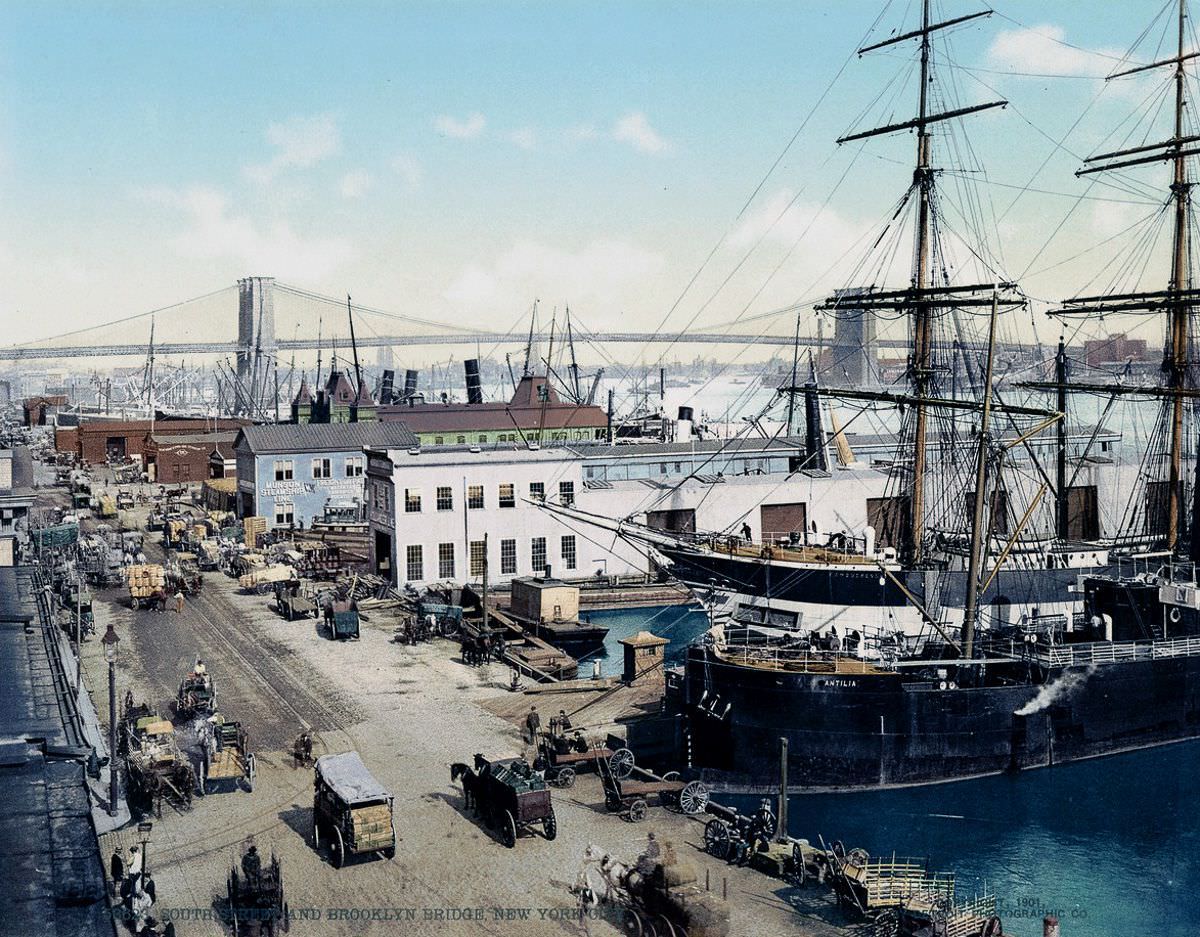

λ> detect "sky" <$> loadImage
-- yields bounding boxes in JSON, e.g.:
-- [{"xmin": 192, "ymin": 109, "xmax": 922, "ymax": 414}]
[{"xmin": 0, "ymin": 1, "xmax": 1194, "ymax": 361}]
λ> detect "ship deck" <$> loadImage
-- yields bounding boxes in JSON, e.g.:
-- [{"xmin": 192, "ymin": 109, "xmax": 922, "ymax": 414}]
[
  {"xmin": 704, "ymin": 538, "xmax": 879, "ymax": 566},
  {"xmin": 713, "ymin": 645, "xmax": 892, "ymax": 674}
]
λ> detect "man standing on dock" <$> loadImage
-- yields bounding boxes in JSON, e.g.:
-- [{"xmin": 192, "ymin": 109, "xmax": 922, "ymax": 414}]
[{"xmin": 524, "ymin": 705, "xmax": 540, "ymax": 743}]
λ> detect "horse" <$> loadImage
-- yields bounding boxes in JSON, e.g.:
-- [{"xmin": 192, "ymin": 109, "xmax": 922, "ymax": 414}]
[
  {"xmin": 450, "ymin": 763, "xmax": 479, "ymax": 813},
  {"xmin": 581, "ymin": 844, "xmax": 632, "ymax": 902}
]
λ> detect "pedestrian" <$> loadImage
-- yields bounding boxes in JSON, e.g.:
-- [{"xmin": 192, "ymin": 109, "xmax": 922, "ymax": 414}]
[
  {"xmin": 144, "ymin": 875, "xmax": 156, "ymax": 904},
  {"xmin": 524, "ymin": 705, "xmax": 541, "ymax": 743},
  {"xmin": 128, "ymin": 844, "xmax": 143, "ymax": 882},
  {"xmin": 558, "ymin": 709, "xmax": 572, "ymax": 731},
  {"xmin": 174, "ymin": 590, "xmax": 184, "ymax": 614},
  {"xmin": 109, "ymin": 849, "xmax": 124, "ymax": 897}
]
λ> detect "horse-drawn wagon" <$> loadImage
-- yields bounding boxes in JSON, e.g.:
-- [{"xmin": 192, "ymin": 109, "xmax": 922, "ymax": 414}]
[
  {"xmin": 451, "ymin": 753, "xmax": 557, "ymax": 848},
  {"xmin": 200, "ymin": 718, "xmax": 256, "ymax": 794},
  {"xmin": 312, "ymin": 751, "xmax": 396, "ymax": 868},
  {"xmin": 598, "ymin": 748, "xmax": 709, "ymax": 822},
  {"xmin": 226, "ymin": 837, "xmax": 288, "ymax": 936},
  {"xmin": 124, "ymin": 713, "xmax": 196, "ymax": 817},
  {"xmin": 535, "ymin": 726, "xmax": 615, "ymax": 789},
  {"xmin": 176, "ymin": 664, "xmax": 217, "ymax": 718}
]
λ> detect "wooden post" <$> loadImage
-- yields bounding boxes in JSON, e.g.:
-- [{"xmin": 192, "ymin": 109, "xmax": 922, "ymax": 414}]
[{"xmin": 776, "ymin": 736, "xmax": 788, "ymax": 842}]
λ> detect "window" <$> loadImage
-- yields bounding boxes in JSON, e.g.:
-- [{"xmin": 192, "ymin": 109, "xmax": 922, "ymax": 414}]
[
  {"xmin": 436, "ymin": 486, "xmax": 453, "ymax": 511},
  {"xmin": 434, "ymin": 436, "xmax": 444, "ymax": 445},
  {"xmin": 438, "ymin": 542, "xmax": 455, "ymax": 579},
  {"xmin": 312, "ymin": 458, "xmax": 331, "ymax": 479},
  {"xmin": 529, "ymin": 482, "xmax": 545, "ymax": 501},
  {"xmin": 479, "ymin": 434, "xmax": 488, "ymax": 444},
  {"xmin": 345, "ymin": 456, "xmax": 364, "ymax": 477},
  {"xmin": 274, "ymin": 500, "xmax": 294, "ymax": 526},
  {"xmin": 469, "ymin": 540, "xmax": 487, "ymax": 578},
  {"xmin": 559, "ymin": 481, "xmax": 575, "ymax": 507},
  {"xmin": 456, "ymin": 435, "xmax": 466, "ymax": 444},
  {"xmin": 561, "ymin": 535, "xmax": 577, "ymax": 570},
  {"xmin": 531, "ymin": 537, "xmax": 547, "ymax": 574},
  {"xmin": 468, "ymin": 485, "xmax": 484, "ymax": 509},
  {"xmin": 273, "ymin": 459, "xmax": 293, "ymax": 481},
  {"xmin": 405, "ymin": 488, "xmax": 422, "ymax": 513},
  {"xmin": 501, "ymin": 538, "xmax": 517, "ymax": 575},
  {"xmin": 498, "ymin": 483, "xmax": 515, "ymax": 508},
  {"xmin": 406, "ymin": 544, "xmax": 423, "ymax": 582}
]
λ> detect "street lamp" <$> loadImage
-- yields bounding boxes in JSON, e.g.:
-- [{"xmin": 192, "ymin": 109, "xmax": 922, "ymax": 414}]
[{"xmin": 101, "ymin": 624, "xmax": 120, "ymax": 817}]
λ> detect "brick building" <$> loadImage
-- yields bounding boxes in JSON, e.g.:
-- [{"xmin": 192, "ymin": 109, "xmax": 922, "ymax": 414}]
[
  {"xmin": 144, "ymin": 432, "xmax": 239, "ymax": 483},
  {"xmin": 61, "ymin": 417, "xmax": 248, "ymax": 465}
]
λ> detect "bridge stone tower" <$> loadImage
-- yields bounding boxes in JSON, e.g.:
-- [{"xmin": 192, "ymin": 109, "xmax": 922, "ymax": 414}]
[
  {"xmin": 235, "ymin": 277, "xmax": 277, "ymax": 415},
  {"xmin": 827, "ymin": 290, "xmax": 878, "ymax": 387}
]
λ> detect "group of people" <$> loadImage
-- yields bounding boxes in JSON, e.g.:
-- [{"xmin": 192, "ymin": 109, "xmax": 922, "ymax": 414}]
[{"xmin": 110, "ymin": 845, "xmax": 174, "ymax": 936}]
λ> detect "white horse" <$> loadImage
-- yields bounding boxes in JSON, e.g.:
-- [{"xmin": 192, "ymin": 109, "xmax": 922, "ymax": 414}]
[{"xmin": 581, "ymin": 844, "xmax": 632, "ymax": 903}]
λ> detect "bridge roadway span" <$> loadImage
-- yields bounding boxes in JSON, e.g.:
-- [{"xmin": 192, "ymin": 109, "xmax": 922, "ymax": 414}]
[{"xmin": 3, "ymin": 330, "xmax": 963, "ymax": 360}]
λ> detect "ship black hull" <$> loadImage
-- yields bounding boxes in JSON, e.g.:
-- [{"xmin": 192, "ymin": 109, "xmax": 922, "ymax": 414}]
[{"xmin": 681, "ymin": 647, "xmax": 1200, "ymax": 789}]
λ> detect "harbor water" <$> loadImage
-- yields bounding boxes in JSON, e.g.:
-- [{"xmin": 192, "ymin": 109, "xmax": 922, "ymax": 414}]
[{"xmin": 602, "ymin": 603, "xmax": 1198, "ymax": 937}]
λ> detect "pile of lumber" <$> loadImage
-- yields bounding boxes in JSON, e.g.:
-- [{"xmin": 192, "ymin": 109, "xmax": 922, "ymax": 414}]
[{"xmin": 126, "ymin": 563, "xmax": 165, "ymax": 598}]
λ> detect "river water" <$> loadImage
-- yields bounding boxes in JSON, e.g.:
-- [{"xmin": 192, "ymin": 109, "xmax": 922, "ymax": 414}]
[{"xmin": 587, "ymin": 605, "xmax": 1199, "ymax": 937}]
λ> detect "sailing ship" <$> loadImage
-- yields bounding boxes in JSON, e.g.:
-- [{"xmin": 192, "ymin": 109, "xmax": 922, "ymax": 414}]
[{"xmin": 548, "ymin": 0, "xmax": 1200, "ymax": 789}]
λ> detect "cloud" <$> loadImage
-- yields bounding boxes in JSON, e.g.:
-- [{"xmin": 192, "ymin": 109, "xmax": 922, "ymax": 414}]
[
  {"xmin": 434, "ymin": 112, "xmax": 486, "ymax": 139},
  {"xmin": 612, "ymin": 111, "xmax": 670, "ymax": 154},
  {"xmin": 391, "ymin": 153, "xmax": 423, "ymax": 190},
  {"xmin": 987, "ymin": 25, "xmax": 1120, "ymax": 77},
  {"xmin": 339, "ymin": 170, "xmax": 372, "ymax": 199},
  {"xmin": 509, "ymin": 127, "xmax": 537, "ymax": 150},
  {"xmin": 244, "ymin": 113, "xmax": 342, "ymax": 183},
  {"xmin": 144, "ymin": 185, "xmax": 353, "ymax": 280},
  {"xmin": 567, "ymin": 123, "xmax": 601, "ymax": 142},
  {"xmin": 443, "ymin": 238, "xmax": 665, "ymax": 315}
]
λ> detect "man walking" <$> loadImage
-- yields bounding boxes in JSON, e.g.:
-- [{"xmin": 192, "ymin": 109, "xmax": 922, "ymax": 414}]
[{"xmin": 524, "ymin": 705, "xmax": 541, "ymax": 743}]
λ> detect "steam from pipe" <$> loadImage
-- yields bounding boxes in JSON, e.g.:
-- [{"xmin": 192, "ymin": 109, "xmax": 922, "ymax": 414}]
[{"xmin": 1014, "ymin": 664, "xmax": 1096, "ymax": 717}]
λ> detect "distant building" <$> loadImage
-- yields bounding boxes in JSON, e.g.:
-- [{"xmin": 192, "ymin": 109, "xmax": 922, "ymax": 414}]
[
  {"xmin": 377, "ymin": 374, "xmax": 607, "ymax": 446},
  {"xmin": 290, "ymin": 369, "xmax": 377, "ymax": 424},
  {"xmin": 144, "ymin": 432, "xmax": 239, "ymax": 483},
  {"xmin": 1084, "ymin": 333, "xmax": 1148, "ymax": 368},
  {"xmin": 22, "ymin": 394, "xmax": 69, "ymax": 427},
  {"xmin": 62, "ymin": 417, "xmax": 248, "ymax": 465},
  {"xmin": 233, "ymin": 421, "xmax": 417, "ymax": 527},
  {"xmin": 0, "ymin": 447, "xmax": 35, "ymax": 566}
]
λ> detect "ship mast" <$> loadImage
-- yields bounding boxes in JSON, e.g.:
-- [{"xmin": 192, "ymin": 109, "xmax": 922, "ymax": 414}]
[
  {"xmin": 830, "ymin": 3, "xmax": 1008, "ymax": 564},
  {"xmin": 1168, "ymin": 0, "xmax": 1191, "ymax": 551}
]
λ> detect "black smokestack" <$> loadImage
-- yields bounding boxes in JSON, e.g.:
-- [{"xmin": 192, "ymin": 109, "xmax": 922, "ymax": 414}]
[
  {"xmin": 403, "ymin": 370, "xmax": 418, "ymax": 400},
  {"xmin": 464, "ymin": 359, "xmax": 483, "ymax": 405},
  {"xmin": 380, "ymin": 370, "xmax": 395, "ymax": 405}
]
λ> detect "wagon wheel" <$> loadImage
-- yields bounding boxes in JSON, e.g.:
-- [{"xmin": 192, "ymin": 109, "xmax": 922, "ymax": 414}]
[
  {"xmin": 621, "ymin": 909, "xmax": 646, "ymax": 937},
  {"xmin": 543, "ymin": 808, "xmax": 558, "ymax": 841},
  {"xmin": 677, "ymin": 780, "xmax": 709, "ymax": 815},
  {"xmin": 656, "ymin": 916, "xmax": 679, "ymax": 937},
  {"xmin": 197, "ymin": 758, "xmax": 207, "ymax": 796},
  {"xmin": 554, "ymin": 766, "xmax": 576, "ymax": 789},
  {"xmin": 605, "ymin": 790, "xmax": 623, "ymax": 812},
  {"xmin": 331, "ymin": 826, "xmax": 346, "ymax": 868},
  {"xmin": 704, "ymin": 818, "xmax": 731, "ymax": 859},
  {"xmin": 312, "ymin": 816, "xmax": 321, "ymax": 848},
  {"xmin": 628, "ymin": 799, "xmax": 648, "ymax": 823},
  {"xmin": 608, "ymin": 748, "xmax": 635, "ymax": 780},
  {"xmin": 245, "ymin": 753, "xmax": 257, "ymax": 792},
  {"xmin": 384, "ymin": 822, "xmax": 397, "ymax": 859},
  {"xmin": 501, "ymin": 809, "xmax": 517, "ymax": 848},
  {"xmin": 786, "ymin": 842, "xmax": 807, "ymax": 886}
]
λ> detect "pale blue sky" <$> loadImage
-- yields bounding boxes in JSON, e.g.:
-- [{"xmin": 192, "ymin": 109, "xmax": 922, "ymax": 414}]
[{"xmin": 0, "ymin": 1, "xmax": 1191, "ymax": 355}]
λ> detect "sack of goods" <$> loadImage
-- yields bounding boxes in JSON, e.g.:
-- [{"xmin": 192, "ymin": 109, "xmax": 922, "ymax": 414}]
[{"xmin": 126, "ymin": 563, "xmax": 166, "ymax": 598}]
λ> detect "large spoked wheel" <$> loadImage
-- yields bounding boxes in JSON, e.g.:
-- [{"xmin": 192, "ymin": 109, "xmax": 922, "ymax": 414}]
[
  {"xmin": 704, "ymin": 818, "xmax": 731, "ymax": 859},
  {"xmin": 787, "ymin": 842, "xmax": 807, "ymax": 886},
  {"xmin": 501, "ymin": 809, "xmax": 517, "ymax": 848},
  {"xmin": 678, "ymin": 780, "xmax": 710, "ymax": 815},
  {"xmin": 609, "ymin": 748, "xmax": 635, "ymax": 780},
  {"xmin": 543, "ymin": 808, "xmax": 558, "ymax": 841},
  {"xmin": 605, "ymin": 791, "xmax": 623, "ymax": 812},
  {"xmin": 554, "ymin": 766, "xmax": 576, "ymax": 789},
  {"xmin": 331, "ymin": 826, "xmax": 346, "ymax": 869},
  {"xmin": 622, "ymin": 909, "xmax": 646, "ymax": 937},
  {"xmin": 628, "ymin": 799, "xmax": 648, "ymax": 823},
  {"xmin": 657, "ymin": 915, "xmax": 680, "ymax": 937}
]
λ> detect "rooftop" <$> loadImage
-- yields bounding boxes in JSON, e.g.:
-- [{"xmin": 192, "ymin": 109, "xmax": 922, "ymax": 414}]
[{"xmin": 235, "ymin": 421, "xmax": 418, "ymax": 455}]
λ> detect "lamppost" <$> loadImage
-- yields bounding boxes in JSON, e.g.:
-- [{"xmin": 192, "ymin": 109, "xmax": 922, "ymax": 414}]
[{"xmin": 102, "ymin": 623, "xmax": 120, "ymax": 817}]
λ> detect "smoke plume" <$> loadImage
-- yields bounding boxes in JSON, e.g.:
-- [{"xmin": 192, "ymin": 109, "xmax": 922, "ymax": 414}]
[{"xmin": 1014, "ymin": 664, "xmax": 1097, "ymax": 717}]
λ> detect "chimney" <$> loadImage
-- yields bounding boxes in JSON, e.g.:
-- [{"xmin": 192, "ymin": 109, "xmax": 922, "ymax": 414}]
[
  {"xmin": 379, "ymin": 370, "xmax": 395, "ymax": 405},
  {"xmin": 403, "ymin": 370, "xmax": 418, "ymax": 400},
  {"xmin": 464, "ymin": 359, "xmax": 484, "ymax": 405}
]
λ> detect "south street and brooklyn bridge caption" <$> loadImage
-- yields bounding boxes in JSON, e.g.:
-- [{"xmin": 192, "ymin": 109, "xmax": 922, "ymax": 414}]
[{"xmin": 5, "ymin": 2, "xmax": 1200, "ymax": 936}]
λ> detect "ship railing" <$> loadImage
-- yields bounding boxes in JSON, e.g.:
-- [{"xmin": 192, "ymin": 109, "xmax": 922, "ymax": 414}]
[
  {"xmin": 1033, "ymin": 635, "xmax": 1200, "ymax": 667},
  {"xmin": 714, "ymin": 643, "xmax": 883, "ymax": 674}
]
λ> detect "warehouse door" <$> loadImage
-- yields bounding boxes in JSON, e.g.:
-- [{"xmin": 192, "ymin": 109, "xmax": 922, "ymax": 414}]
[
  {"xmin": 760, "ymin": 502, "xmax": 807, "ymax": 542},
  {"xmin": 106, "ymin": 436, "xmax": 126, "ymax": 458},
  {"xmin": 1066, "ymin": 485, "xmax": 1099, "ymax": 541},
  {"xmin": 646, "ymin": 508, "xmax": 696, "ymax": 534}
]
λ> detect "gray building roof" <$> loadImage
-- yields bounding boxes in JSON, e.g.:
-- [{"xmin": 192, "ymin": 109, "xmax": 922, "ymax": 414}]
[{"xmin": 235, "ymin": 421, "xmax": 418, "ymax": 456}]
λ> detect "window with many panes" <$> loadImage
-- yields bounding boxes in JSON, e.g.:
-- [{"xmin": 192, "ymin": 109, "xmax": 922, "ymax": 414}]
[
  {"xmin": 345, "ymin": 456, "xmax": 364, "ymax": 477},
  {"xmin": 469, "ymin": 540, "xmax": 487, "ymax": 577},
  {"xmin": 531, "ymin": 537, "xmax": 547, "ymax": 574},
  {"xmin": 561, "ymin": 535, "xmax": 577, "ymax": 570},
  {"xmin": 438, "ymin": 542, "xmax": 455, "ymax": 579},
  {"xmin": 498, "ymin": 483, "xmax": 515, "ymax": 508},
  {"xmin": 456, "ymin": 435, "xmax": 466, "ymax": 444},
  {"xmin": 467, "ymin": 485, "xmax": 484, "ymax": 509},
  {"xmin": 273, "ymin": 460, "xmax": 293, "ymax": 481},
  {"xmin": 559, "ymin": 481, "xmax": 575, "ymax": 506},
  {"xmin": 529, "ymin": 482, "xmax": 545, "ymax": 501},
  {"xmin": 405, "ymin": 488, "xmax": 422, "ymax": 513},
  {"xmin": 312, "ymin": 458, "xmax": 331, "ymax": 479},
  {"xmin": 500, "ymin": 538, "xmax": 517, "ymax": 575},
  {"xmin": 436, "ymin": 486, "xmax": 453, "ymax": 511},
  {"xmin": 406, "ymin": 544, "xmax": 423, "ymax": 582},
  {"xmin": 274, "ymin": 500, "xmax": 294, "ymax": 526}
]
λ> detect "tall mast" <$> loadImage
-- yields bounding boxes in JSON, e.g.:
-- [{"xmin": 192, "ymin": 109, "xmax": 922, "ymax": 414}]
[
  {"xmin": 1168, "ymin": 0, "xmax": 1191, "ymax": 550},
  {"xmin": 1055, "ymin": 337, "xmax": 1070, "ymax": 541},
  {"xmin": 347, "ymin": 294, "xmax": 365, "ymax": 396},
  {"xmin": 832, "ymin": 3, "xmax": 1006, "ymax": 565}
]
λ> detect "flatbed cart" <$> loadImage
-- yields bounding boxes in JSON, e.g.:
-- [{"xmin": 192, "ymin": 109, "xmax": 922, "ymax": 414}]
[
  {"xmin": 598, "ymin": 748, "xmax": 709, "ymax": 822},
  {"xmin": 200, "ymin": 718, "xmax": 256, "ymax": 794}
]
